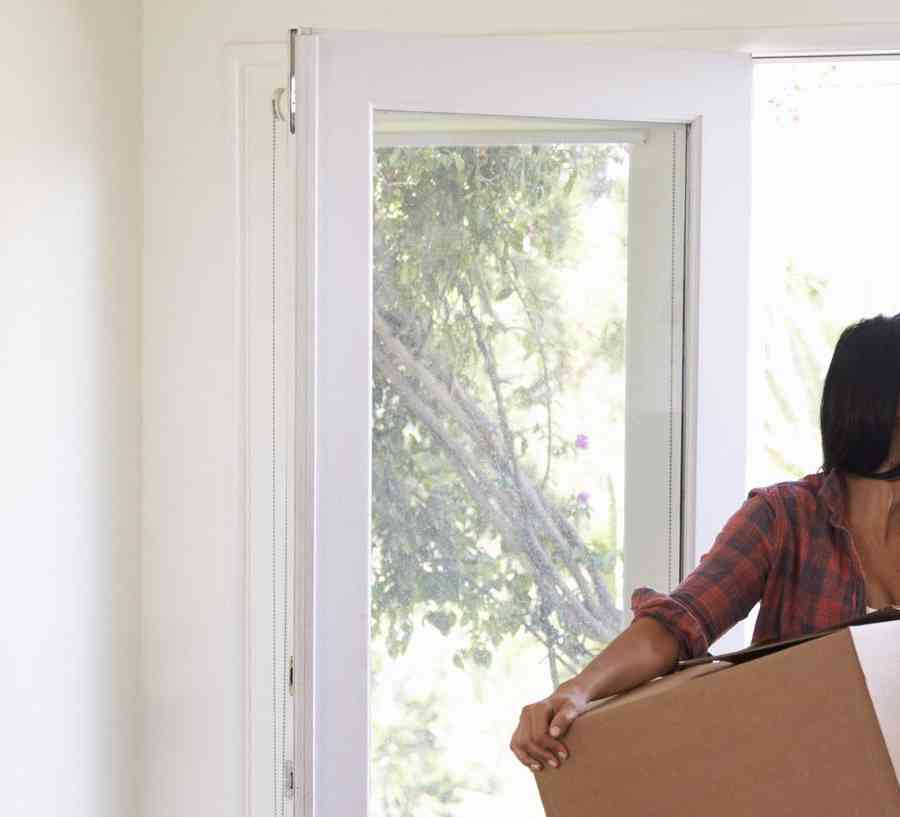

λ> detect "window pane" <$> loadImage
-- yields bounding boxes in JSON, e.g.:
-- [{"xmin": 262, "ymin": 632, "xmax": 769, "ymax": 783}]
[
  {"xmin": 746, "ymin": 61, "xmax": 900, "ymax": 642},
  {"xmin": 750, "ymin": 61, "xmax": 900, "ymax": 490},
  {"xmin": 371, "ymin": 114, "xmax": 684, "ymax": 816}
]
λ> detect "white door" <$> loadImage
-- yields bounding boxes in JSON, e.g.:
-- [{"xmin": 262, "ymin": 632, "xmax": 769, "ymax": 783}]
[{"xmin": 295, "ymin": 33, "xmax": 751, "ymax": 817}]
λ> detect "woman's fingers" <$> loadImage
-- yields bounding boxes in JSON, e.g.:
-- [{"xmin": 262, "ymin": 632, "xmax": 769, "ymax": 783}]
[
  {"xmin": 510, "ymin": 744, "xmax": 542, "ymax": 772},
  {"xmin": 511, "ymin": 695, "xmax": 578, "ymax": 771},
  {"xmin": 511, "ymin": 735, "xmax": 567, "ymax": 771},
  {"xmin": 524, "ymin": 740, "xmax": 560, "ymax": 768},
  {"xmin": 535, "ymin": 732, "xmax": 568, "ymax": 762},
  {"xmin": 548, "ymin": 701, "xmax": 579, "ymax": 738},
  {"xmin": 510, "ymin": 727, "xmax": 550, "ymax": 771},
  {"xmin": 527, "ymin": 706, "xmax": 569, "ymax": 764}
]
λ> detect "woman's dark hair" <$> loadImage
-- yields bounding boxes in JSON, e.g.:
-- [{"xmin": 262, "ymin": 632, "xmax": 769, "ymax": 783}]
[{"xmin": 820, "ymin": 313, "xmax": 900, "ymax": 476}]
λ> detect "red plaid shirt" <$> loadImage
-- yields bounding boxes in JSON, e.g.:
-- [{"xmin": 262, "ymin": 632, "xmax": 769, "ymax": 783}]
[{"xmin": 630, "ymin": 469, "xmax": 871, "ymax": 661}]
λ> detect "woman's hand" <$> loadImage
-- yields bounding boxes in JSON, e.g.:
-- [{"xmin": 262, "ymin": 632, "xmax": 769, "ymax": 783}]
[
  {"xmin": 509, "ymin": 679, "xmax": 590, "ymax": 772},
  {"xmin": 509, "ymin": 618, "xmax": 680, "ymax": 773}
]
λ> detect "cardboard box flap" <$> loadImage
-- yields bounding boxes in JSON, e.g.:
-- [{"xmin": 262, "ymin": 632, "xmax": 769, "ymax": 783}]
[
  {"xmin": 679, "ymin": 605, "xmax": 900, "ymax": 668},
  {"xmin": 850, "ymin": 619, "xmax": 900, "ymax": 784}
]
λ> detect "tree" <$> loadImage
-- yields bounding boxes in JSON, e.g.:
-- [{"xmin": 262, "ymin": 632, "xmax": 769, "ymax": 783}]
[
  {"xmin": 372, "ymin": 143, "xmax": 628, "ymax": 687},
  {"xmin": 371, "ymin": 687, "xmax": 466, "ymax": 817},
  {"xmin": 754, "ymin": 261, "xmax": 839, "ymax": 482}
]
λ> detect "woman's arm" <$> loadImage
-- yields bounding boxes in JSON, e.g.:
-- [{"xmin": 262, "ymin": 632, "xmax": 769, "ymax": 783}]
[
  {"xmin": 509, "ymin": 489, "xmax": 779, "ymax": 772},
  {"xmin": 509, "ymin": 617, "xmax": 678, "ymax": 771}
]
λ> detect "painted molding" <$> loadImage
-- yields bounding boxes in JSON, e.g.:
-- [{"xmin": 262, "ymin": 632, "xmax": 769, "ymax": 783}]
[
  {"xmin": 292, "ymin": 33, "xmax": 319, "ymax": 817},
  {"xmin": 226, "ymin": 41, "xmax": 302, "ymax": 817}
]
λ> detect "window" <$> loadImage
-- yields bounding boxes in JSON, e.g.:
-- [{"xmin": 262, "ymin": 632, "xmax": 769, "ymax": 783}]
[
  {"xmin": 745, "ymin": 58, "xmax": 900, "ymax": 641},
  {"xmin": 750, "ymin": 58, "xmax": 900, "ymax": 488},
  {"xmin": 371, "ymin": 113, "xmax": 685, "ymax": 815}
]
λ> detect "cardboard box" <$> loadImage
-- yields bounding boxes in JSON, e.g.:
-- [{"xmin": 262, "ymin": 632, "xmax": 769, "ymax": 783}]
[{"xmin": 535, "ymin": 612, "xmax": 900, "ymax": 817}]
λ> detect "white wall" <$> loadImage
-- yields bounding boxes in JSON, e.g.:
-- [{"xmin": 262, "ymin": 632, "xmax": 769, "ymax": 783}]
[
  {"xmin": 0, "ymin": 2, "xmax": 142, "ymax": 816},
  {"xmin": 141, "ymin": 3, "xmax": 900, "ymax": 816}
]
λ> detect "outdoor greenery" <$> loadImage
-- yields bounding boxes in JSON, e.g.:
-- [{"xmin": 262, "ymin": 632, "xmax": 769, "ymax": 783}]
[
  {"xmin": 370, "ymin": 140, "xmax": 633, "ymax": 817},
  {"xmin": 753, "ymin": 261, "xmax": 838, "ymax": 481},
  {"xmin": 372, "ymin": 143, "xmax": 628, "ymax": 688}
]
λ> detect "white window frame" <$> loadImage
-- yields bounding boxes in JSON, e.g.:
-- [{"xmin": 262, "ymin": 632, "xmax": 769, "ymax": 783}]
[
  {"xmin": 371, "ymin": 111, "xmax": 688, "ymax": 599},
  {"xmin": 293, "ymin": 32, "xmax": 752, "ymax": 817}
]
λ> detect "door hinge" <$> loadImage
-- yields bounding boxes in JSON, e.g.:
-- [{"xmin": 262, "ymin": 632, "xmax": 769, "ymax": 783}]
[
  {"xmin": 289, "ymin": 28, "xmax": 297, "ymax": 134},
  {"xmin": 288, "ymin": 655, "xmax": 294, "ymax": 695},
  {"xmin": 285, "ymin": 759, "xmax": 295, "ymax": 800}
]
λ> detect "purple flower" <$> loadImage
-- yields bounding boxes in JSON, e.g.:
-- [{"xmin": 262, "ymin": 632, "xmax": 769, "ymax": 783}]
[
  {"xmin": 575, "ymin": 433, "xmax": 589, "ymax": 450},
  {"xmin": 576, "ymin": 491, "xmax": 591, "ymax": 506}
]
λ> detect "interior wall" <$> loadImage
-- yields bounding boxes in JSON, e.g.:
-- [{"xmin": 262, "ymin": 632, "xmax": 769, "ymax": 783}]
[
  {"xmin": 141, "ymin": 2, "xmax": 900, "ymax": 816},
  {"xmin": 0, "ymin": 2, "xmax": 142, "ymax": 816}
]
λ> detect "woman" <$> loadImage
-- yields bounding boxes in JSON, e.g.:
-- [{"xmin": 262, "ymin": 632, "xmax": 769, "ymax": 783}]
[{"xmin": 510, "ymin": 313, "xmax": 900, "ymax": 773}]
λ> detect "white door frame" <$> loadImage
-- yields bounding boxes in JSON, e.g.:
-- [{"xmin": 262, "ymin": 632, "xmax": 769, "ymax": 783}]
[{"xmin": 294, "ymin": 31, "xmax": 752, "ymax": 817}]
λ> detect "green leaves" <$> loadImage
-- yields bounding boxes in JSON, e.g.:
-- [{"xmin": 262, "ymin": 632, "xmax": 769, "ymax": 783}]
[
  {"xmin": 371, "ymin": 690, "xmax": 465, "ymax": 817},
  {"xmin": 372, "ymin": 142, "xmax": 624, "ymax": 682},
  {"xmin": 424, "ymin": 610, "xmax": 457, "ymax": 636}
]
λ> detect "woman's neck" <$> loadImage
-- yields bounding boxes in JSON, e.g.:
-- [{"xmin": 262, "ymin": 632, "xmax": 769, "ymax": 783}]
[
  {"xmin": 844, "ymin": 473, "xmax": 900, "ymax": 548},
  {"xmin": 844, "ymin": 424, "xmax": 900, "ymax": 542}
]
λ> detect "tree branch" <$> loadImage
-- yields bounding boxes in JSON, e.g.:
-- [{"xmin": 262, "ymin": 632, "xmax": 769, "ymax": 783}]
[
  {"xmin": 376, "ymin": 313, "xmax": 622, "ymax": 625},
  {"xmin": 375, "ymin": 337, "xmax": 621, "ymax": 643},
  {"xmin": 374, "ymin": 347, "xmax": 617, "ymax": 643}
]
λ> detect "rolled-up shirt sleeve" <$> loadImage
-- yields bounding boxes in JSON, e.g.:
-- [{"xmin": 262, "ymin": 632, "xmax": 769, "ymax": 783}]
[{"xmin": 630, "ymin": 489, "xmax": 779, "ymax": 662}]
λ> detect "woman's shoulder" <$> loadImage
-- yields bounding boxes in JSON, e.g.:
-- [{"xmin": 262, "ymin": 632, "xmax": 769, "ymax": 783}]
[
  {"xmin": 749, "ymin": 471, "xmax": 826, "ymax": 495},
  {"xmin": 747, "ymin": 470, "xmax": 839, "ymax": 516}
]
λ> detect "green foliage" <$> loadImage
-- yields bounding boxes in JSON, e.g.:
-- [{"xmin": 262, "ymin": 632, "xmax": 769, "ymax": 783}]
[
  {"xmin": 756, "ymin": 260, "xmax": 843, "ymax": 481},
  {"xmin": 372, "ymin": 143, "xmax": 627, "ymax": 683},
  {"xmin": 371, "ymin": 689, "xmax": 469, "ymax": 817}
]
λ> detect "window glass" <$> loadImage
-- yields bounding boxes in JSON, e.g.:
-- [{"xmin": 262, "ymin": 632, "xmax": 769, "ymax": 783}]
[
  {"xmin": 371, "ymin": 113, "xmax": 686, "ymax": 816},
  {"xmin": 746, "ymin": 60, "xmax": 900, "ymax": 640},
  {"xmin": 750, "ymin": 61, "xmax": 900, "ymax": 489}
]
